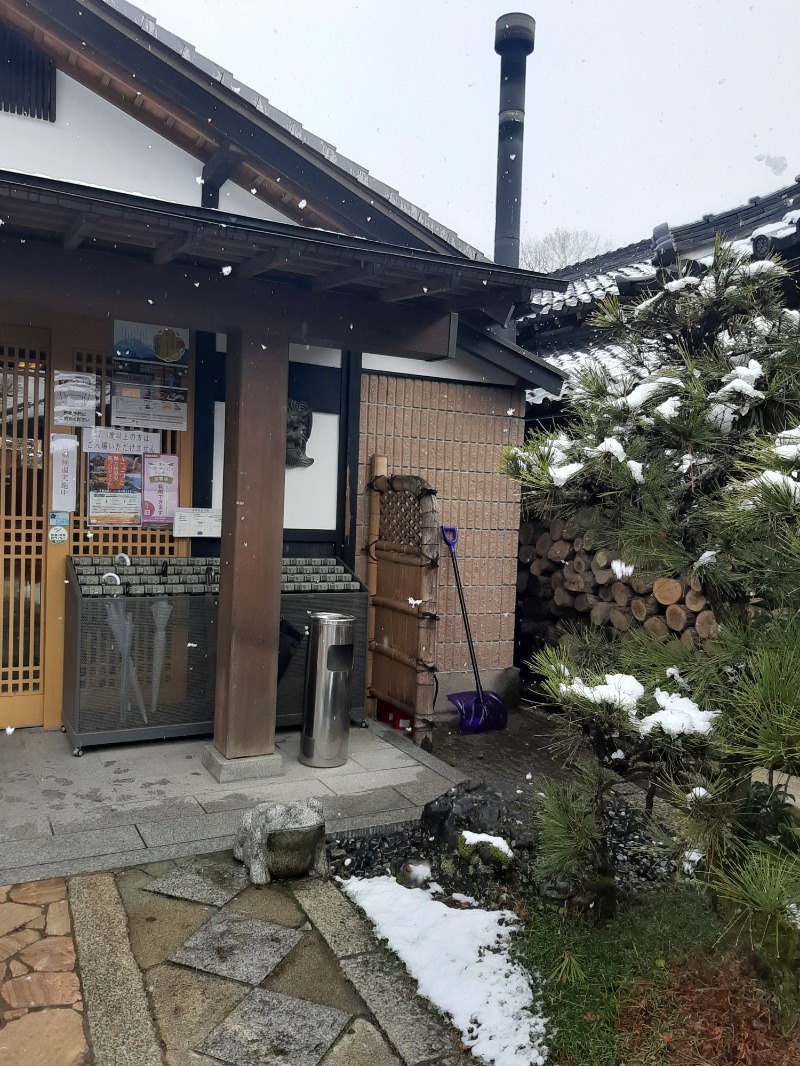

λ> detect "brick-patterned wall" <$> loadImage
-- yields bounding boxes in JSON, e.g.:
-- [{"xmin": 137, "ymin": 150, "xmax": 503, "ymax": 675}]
[{"xmin": 356, "ymin": 373, "xmax": 526, "ymax": 684}]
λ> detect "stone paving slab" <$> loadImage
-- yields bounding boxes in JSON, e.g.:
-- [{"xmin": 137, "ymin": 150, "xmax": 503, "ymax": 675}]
[
  {"xmin": 144, "ymin": 858, "xmax": 250, "ymax": 907},
  {"xmin": 48, "ymin": 794, "xmax": 206, "ymax": 833},
  {"xmin": 291, "ymin": 878, "xmax": 380, "ymax": 959},
  {"xmin": 195, "ymin": 778, "xmax": 336, "ymax": 814},
  {"xmin": 5, "ymin": 824, "xmax": 145, "ymax": 869},
  {"xmin": 321, "ymin": 785, "xmax": 417, "ymax": 821},
  {"xmin": 198, "ymin": 988, "xmax": 350, "ymax": 1066},
  {"xmin": 0, "ymin": 835, "xmax": 236, "ymax": 888},
  {"xmin": 169, "ymin": 910, "xmax": 303, "ymax": 984},
  {"xmin": 136, "ymin": 809, "xmax": 245, "ymax": 848},
  {"xmin": 322, "ymin": 765, "xmax": 431, "ymax": 796},
  {"xmin": 324, "ymin": 1017, "xmax": 402, "ymax": 1066},
  {"xmin": 70, "ymin": 872, "xmax": 163, "ymax": 1066},
  {"xmin": 340, "ymin": 952, "xmax": 455, "ymax": 1066}
]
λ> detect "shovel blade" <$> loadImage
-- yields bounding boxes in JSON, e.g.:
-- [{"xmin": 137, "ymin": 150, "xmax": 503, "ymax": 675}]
[{"xmin": 446, "ymin": 691, "xmax": 506, "ymax": 734}]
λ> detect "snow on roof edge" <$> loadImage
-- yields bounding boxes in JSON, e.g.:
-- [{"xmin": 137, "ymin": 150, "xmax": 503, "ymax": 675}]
[{"xmin": 101, "ymin": 0, "xmax": 487, "ymax": 261}]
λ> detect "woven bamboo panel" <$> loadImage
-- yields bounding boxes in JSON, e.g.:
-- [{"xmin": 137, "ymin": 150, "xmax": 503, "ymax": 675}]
[
  {"xmin": 1, "ymin": 336, "xmax": 46, "ymax": 695},
  {"xmin": 369, "ymin": 471, "xmax": 439, "ymax": 748},
  {"xmin": 70, "ymin": 350, "xmax": 187, "ymax": 559}
]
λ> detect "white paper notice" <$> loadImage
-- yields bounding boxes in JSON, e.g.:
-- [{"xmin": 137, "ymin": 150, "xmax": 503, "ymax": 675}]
[
  {"xmin": 54, "ymin": 371, "xmax": 97, "ymax": 427},
  {"xmin": 50, "ymin": 434, "xmax": 78, "ymax": 512},
  {"xmin": 82, "ymin": 427, "xmax": 160, "ymax": 453},
  {"xmin": 173, "ymin": 508, "xmax": 222, "ymax": 538}
]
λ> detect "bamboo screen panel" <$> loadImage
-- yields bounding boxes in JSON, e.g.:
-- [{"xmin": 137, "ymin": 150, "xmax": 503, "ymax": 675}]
[
  {"xmin": 70, "ymin": 350, "xmax": 187, "ymax": 558},
  {"xmin": 1, "ymin": 339, "xmax": 46, "ymax": 694}
]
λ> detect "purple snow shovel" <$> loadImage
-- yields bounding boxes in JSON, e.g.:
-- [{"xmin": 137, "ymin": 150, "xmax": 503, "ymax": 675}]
[{"xmin": 440, "ymin": 526, "xmax": 506, "ymax": 734}]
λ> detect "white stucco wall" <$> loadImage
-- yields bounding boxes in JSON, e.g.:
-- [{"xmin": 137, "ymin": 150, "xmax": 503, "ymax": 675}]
[
  {"xmin": 362, "ymin": 348, "xmax": 517, "ymax": 386},
  {"xmin": 0, "ymin": 71, "xmax": 294, "ymax": 225}
]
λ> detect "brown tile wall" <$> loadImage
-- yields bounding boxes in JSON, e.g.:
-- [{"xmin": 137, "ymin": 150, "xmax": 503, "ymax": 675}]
[{"xmin": 355, "ymin": 373, "xmax": 526, "ymax": 676}]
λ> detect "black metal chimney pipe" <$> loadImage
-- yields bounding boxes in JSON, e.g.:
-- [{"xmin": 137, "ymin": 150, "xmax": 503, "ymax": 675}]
[{"xmin": 493, "ymin": 13, "xmax": 535, "ymax": 268}]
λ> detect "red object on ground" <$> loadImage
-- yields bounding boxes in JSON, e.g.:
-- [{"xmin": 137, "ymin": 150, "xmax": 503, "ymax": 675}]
[{"xmin": 376, "ymin": 700, "xmax": 413, "ymax": 732}]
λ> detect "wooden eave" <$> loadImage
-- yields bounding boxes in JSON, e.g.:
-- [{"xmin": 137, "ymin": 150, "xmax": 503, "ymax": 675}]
[{"xmin": 0, "ymin": 173, "xmax": 567, "ymax": 316}]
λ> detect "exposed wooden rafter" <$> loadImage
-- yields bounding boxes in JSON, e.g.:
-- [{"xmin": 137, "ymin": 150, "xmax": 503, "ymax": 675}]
[
  {"xmin": 62, "ymin": 212, "xmax": 97, "ymax": 250},
  {"xmin": 152, "ymin": 226, "xmax": 205, "ymax": 265},
  {"xmin": 311, "ymin": 262, "xmax": 382, "ymax": 292},
  {"xmin": 379, "ymin": 275, "xmax": 461, "ymax": 304},
  {"xmin": 237, "ymin": 247, "xmax": 302, "ymax": 280}
]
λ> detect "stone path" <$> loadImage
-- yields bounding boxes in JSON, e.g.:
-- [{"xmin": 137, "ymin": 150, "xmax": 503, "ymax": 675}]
[
  {"xmin": 0, "ymin": 877, "xmax": 89, "ymax": 1065},
  {"xmin": 0, "ymin": 852, "xmax": 465, "ymax": 1066}
]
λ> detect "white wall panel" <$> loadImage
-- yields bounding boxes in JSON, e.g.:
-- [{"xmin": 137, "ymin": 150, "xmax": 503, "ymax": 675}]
[
  {"xmin": 283, "ymin": 413, "xmax": 339, "ymax": 530},
  {"xmin": 1, "ymin": 73, "xmax": 294, "ymax": 225}
]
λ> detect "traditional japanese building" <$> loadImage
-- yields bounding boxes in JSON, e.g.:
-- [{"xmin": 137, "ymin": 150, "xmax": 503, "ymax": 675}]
[{"xmin": 0, "ymin": 0, "xmax": 564, "ymax": 768}]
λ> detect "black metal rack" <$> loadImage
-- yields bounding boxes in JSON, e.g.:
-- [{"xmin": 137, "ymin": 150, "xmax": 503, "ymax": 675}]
[{"xmin": 62, "ymin": 555, "xmax": 367, "ymax": 752}]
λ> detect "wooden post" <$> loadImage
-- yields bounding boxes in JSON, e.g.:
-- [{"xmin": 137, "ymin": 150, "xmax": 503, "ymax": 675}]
[
  {"xmin": 364, "ymin": 454, "xmax": 387, "ymax": 719},
  {"xmin": 213, "ymin": 330, "xmax": 288, "ymax": 759}
]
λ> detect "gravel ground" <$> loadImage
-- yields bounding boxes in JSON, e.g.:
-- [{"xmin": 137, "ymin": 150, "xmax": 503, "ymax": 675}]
[{"xmin": 327, "ymin": 708, "xmax": 681, "ymax": 895}]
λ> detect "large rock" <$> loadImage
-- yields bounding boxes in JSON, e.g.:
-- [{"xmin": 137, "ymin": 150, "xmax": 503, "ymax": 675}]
[
  {"xmin": 234, "ymin": 799, "xmax": 328, "ymax": 885},
  {"xmin": 421, "ymin": 780, "xmax": 507, "ymax": 848}
]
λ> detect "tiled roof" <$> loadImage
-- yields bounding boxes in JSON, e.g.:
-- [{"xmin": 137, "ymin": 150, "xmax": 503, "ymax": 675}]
[
  {"xmin": 524, "ymin": 184, "xmax": 800, "ymax": 406},
  {"xmin": 103, "ymin": 0, "xmax": 485, "ymax": 261},
  {"xmin": 526, "ymin": 335, "xmax": 628, "ymax": 407},
  {"xmin": 521, "ymin": 180, "xmax": 800, "ymax": 332}
]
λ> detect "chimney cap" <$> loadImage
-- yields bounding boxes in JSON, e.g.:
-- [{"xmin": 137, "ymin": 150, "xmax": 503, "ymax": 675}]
[{"xmin": 495, "ymin": 13, "xmax": 536, "ymax": 56}]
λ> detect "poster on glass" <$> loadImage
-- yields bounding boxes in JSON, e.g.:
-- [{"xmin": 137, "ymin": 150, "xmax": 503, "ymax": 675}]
[
  {"xmin": 142, "ymin": 454, "xmax": 179, "ymax": 526},
  {"xmin": 112, "ymin": 321, "xmax": 189, "ymax": 432},
  {"xmin": 87, "ymin": 452, "xmax": 142, "ymax": 526}
]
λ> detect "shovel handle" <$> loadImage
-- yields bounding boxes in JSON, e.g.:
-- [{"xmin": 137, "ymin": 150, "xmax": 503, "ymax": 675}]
[{"xmin": 440, "ymin": 526, "xmax": 458, "ymax": 551}]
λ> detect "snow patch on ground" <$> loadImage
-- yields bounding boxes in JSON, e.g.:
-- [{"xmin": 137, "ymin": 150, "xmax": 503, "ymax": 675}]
[
  {"xmin": 343, "ymin": 877, "xmax": 549, "ymax": 1066},
  {"xmin": 461, "ymin": 832, "xmax": 514, "ymax": 859}
]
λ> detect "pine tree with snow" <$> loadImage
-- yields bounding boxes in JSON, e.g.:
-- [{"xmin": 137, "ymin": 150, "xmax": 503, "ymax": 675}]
[{"xmin": 504, "ymin": 241, "xmax": 800, "ymax": 967}]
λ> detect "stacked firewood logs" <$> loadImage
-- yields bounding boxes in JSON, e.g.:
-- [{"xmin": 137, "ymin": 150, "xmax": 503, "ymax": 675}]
[{"xmin": 516, "ymin": 518, "xmax": 717, "ymax": 649}]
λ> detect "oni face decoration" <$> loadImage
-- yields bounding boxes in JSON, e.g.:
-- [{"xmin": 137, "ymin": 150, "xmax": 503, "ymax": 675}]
[{"xmin": 286, "ymin": 398, "xmax": 314, "ymax": 468}]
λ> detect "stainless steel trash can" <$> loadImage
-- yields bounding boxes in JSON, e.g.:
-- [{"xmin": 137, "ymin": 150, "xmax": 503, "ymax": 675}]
[{"xmin": 299, "ymin": 612, "xmax": 355, "ymax": 767}]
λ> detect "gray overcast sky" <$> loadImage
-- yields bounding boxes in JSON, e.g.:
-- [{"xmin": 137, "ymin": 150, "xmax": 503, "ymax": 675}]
[{"xmin": 140, "ymin": 0, "xmax": 799, "ymax": 259}]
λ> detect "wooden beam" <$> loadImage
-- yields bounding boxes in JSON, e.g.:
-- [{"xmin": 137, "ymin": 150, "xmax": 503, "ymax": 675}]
[
  {"xmin": 0, "ymin": 241, "xmax": 457, "ymax": 361},
  {"xmin": 236, "ymin": 247, "xmax": 303, "ymax": 279},
  {"xmin": 380, "ymin": 274, "xmax": 461, "ymax": 303},
  {"xmin": 202, "ymin": 141, "xmax": 247, "ymax": 189},
  {"xmin": 152, "ymin": 226, "xmax": 205, "ymax": 265},
  {"xmin": 214, "ymin": 330, "xmax": 288, "ymax": 758},
  {"xmin": 62, "ymin": 213, "xmax": 97, "ymax": 251},
  {"xmin": 311, "ymin": 262, "xmax": 382, "ymax": 292}
]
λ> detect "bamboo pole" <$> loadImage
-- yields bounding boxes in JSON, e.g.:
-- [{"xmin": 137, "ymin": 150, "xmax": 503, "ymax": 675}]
[{"xmin": 364, "ymin": 453, "xmax": 387, "ymax": 719}]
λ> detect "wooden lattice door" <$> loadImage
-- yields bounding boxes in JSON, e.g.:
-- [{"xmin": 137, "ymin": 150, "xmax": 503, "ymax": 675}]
[
  {"xmin": 367, "ymin": 467, "xmax": 439, "ymax": 749},
  {"xmin": 1, "ymin": 325, "xmax": 48, "ymax": 726}
]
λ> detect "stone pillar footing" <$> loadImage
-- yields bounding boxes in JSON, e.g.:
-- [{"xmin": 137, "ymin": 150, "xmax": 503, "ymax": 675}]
[{"xmin": 202, "ymin": 744, "xmax": 285, "ymax": 784}]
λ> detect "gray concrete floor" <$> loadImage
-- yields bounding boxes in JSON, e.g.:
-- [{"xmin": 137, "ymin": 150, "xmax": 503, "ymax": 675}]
[{"xmin": 0, "ymin": 723, "xmax": 465, "ymax": 885}]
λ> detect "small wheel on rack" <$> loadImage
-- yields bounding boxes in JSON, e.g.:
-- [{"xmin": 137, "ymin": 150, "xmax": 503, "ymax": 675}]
[
  {"xmin": 61, "ymin": 725, "xmax": 67, "ymax": 733},
  {"xmin": 72, "ymin": 747, "xmax": 83, "ymax": 758}
]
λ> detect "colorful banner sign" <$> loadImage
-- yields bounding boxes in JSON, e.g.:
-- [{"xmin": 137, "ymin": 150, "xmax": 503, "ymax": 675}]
[
  {"xmin": 142, "ymin": 454, "xmax": 179, "ymax": 526},
  {"xmin": 113, "ymin": 322, "xmax": 189, "ymax": 366},
  {"xmin": 86, "ymin": 451, "xmax": 142, "ymax": 526}
]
